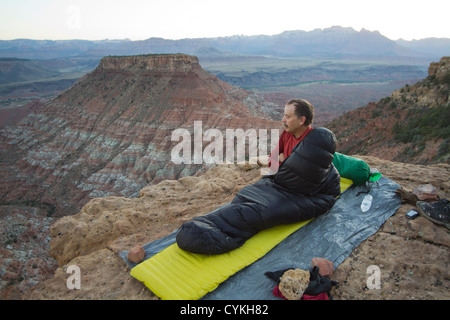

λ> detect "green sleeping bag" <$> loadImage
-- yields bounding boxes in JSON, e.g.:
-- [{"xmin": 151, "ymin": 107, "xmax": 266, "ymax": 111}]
[{"xmin": 332, "ymin": 152, "xmax": 380, "ymax": 185}]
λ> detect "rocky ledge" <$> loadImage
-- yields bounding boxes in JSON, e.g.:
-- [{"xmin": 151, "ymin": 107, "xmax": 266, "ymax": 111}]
[{"xmin": 20, "ymin": 156, "xmax": 449, "ymax": 300}]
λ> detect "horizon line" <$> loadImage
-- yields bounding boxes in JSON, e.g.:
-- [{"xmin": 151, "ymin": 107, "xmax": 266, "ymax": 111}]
[{"xmin": 1, "ymin": 26, "xmax": 449, "ymax": 43}]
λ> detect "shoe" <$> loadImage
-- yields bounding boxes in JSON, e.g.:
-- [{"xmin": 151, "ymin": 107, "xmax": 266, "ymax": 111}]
[{"xmin": 416, "ymin": 199, "xmax": 450, "ymax": 229}]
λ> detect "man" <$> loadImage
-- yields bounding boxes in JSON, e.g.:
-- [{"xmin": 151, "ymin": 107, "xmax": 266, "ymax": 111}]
[
  {"xmin": 177, "ymin": 99, "xmax": 340, "ymax": 254},
  {"xmin": 269, "ymin": 99, "xmax": 314, "ymax": 171}
]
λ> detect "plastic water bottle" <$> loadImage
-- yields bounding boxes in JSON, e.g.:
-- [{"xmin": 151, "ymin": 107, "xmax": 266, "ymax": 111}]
[{"xmin": 361, "ymin": 195, "xmax": 373, "ymax": 212}]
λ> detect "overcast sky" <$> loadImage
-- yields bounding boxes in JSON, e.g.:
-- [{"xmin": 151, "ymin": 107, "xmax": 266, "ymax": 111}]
[{"xmin": 1, "ymin": 0, "xmax": 449, "ymax": 41}]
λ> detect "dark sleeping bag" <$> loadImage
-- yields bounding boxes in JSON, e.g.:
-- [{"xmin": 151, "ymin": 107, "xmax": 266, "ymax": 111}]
[{"xmin": 176, "ymin": 127, "xmax": 341, "ymax": 255}]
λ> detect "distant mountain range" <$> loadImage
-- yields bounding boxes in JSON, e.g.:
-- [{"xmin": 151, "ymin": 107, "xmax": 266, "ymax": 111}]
[
  {"xmin": 2, "ymin": 26, "xmax": 443, "ymax": 130},
  {"xmin": 1, "ymin": 26, "xmax": 449, "ymax": 60}
]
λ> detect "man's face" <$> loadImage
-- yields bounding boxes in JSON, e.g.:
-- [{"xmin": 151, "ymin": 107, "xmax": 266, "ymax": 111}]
[{"xmin": 282, "ymin": 104, "xmax": 305, "ymax": 134}]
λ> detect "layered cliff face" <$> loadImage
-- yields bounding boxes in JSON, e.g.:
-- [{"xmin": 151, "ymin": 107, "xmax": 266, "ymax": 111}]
[{"xmin": 0, "ymin": 54, "xmax": 280, "ymax": 217}]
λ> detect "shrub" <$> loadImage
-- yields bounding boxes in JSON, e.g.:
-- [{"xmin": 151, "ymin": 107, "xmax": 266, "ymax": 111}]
[
  {"xmin": 392, "ymin": 103, "xmax": 450, "ymax": 143},
  {"xmin": 442, "ymin": 73, "xmax": 450, "ymax": 85},
  {"xmin": 371, "ymin": 110, "xmax": 382, "ymax": 118}
]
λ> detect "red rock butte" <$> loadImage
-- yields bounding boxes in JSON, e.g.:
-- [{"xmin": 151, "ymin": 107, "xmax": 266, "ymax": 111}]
[{"xmin": 0, "ymin": 54, "xmax": 281, "ymax": 217}]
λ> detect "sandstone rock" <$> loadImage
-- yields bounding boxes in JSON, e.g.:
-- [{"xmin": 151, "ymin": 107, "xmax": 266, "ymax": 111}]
[
  {"xmin": 428, "ymin": 56, "xmax": 450, "ymax": 80},
  {"xmin": 127, "ymin": 245, "xmax": 145, "ymax": 263},
  {"xmin": 279, "ymin": 268, "xmax": 310, "ymax": 300},
  {"xmin": 412, "ymin": 184, "xmax": 439, "ymax": 201},
  {"xmin": 48, "ymin": 164, "xmax": 259, "ymax": 266},
  {"xmin": 24, "ymin": 248, "xmax": 155, "ymax": 300},
  {"xmin": 311, "ymin": 257, "xmax": 334, "ymax": 278}
]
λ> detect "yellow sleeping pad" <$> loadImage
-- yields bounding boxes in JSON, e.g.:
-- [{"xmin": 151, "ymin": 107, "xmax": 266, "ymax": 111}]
[{"xmin": 130, "ymin": 177, "xmax": 353, "ymax": 300}]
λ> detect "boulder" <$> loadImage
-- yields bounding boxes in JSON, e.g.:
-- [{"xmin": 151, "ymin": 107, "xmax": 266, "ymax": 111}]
[{"xmin": 127, "ymin": 245, "xmax": 145, "ymax": 264}]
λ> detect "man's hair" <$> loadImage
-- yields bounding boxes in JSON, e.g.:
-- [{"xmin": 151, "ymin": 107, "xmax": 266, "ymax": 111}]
[{"xmin": 287, "ymin": 99, "xmax": 314, "ymax": 126}]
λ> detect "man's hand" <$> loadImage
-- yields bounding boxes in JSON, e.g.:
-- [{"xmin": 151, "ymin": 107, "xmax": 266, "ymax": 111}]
[{"xmin": 279, "ymin": 153, "xmax": 285, "ymax": 163}]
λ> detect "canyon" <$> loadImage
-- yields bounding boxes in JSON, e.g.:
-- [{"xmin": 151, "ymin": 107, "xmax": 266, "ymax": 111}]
[
  {"xmin": 1, "ymin": 53, "xmax": 449, "ymax": 300},
  {"xmin": 0, "ymin": 54, "xmax": 280, "ymax": 217}
]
